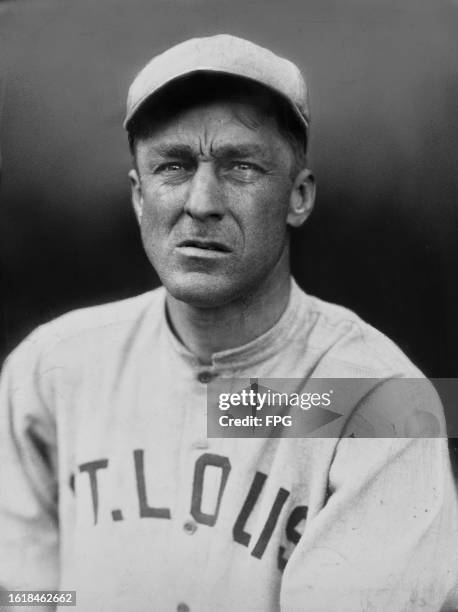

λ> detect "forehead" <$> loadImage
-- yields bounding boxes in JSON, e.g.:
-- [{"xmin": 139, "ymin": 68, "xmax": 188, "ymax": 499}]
[{"xmin": 136, "ymin": 96, "xmax": 291, "ymax": 157}]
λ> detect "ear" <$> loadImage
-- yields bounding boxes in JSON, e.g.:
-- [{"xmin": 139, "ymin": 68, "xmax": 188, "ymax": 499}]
[
  {"xmin": 287, "ymin": 168, "xmax": 316, "ymax": 228},
  {"xmin": 129, "ymin": 168, "xmax": 143, "ymax": 225}
]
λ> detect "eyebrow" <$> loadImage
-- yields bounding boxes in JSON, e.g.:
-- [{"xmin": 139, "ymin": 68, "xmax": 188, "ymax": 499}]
[
  {"xmin": 213, "ymin": 144, "xmax": 267, "ymax": 159},
  {"xmin": 149, "ymin": 142, "xmax": 268, "ymax": 160},
  {"xmin": 150, "ymin": 143, "xmax": 195, "ymax": 159}
]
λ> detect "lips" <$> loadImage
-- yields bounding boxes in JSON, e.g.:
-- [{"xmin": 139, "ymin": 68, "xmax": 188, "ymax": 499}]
[{"xmin": 178, "ymin": 239, "xmax": 231, "ymax": 253}]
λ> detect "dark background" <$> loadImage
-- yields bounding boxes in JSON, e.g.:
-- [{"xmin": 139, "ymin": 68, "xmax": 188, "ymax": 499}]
[{"xmin": 0, "ymin": 0, "xmax": 457, "ymax": 382}]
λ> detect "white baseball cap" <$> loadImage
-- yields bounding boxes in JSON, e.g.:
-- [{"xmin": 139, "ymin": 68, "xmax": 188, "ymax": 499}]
[{"xmin": 124, "ymin": 34, "xmax": 310, "ymax": 133}]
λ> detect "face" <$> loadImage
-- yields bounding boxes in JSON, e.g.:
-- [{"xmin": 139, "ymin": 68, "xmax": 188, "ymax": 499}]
[{"xmin": 129, "ymin": 96, "xmax": 314, "ymax": 307}]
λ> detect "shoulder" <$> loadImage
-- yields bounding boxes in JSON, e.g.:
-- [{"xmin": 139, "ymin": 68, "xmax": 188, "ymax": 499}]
[
  {"xmin": 292, "ymin": 281, "xmax": 422, "ymax": 378},
  {"xmin": 292, "ymin": 286, "xmax": 447, "ymax": 436},
  {"xmin": 3, "ymin": 287, "xmax": 166, "ymax": 371}
]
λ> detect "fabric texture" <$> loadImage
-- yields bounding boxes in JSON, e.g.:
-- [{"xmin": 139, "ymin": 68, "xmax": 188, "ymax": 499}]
[{"xmin": 0, "ymin": 279, "xmax": 456, "ymax": 611}]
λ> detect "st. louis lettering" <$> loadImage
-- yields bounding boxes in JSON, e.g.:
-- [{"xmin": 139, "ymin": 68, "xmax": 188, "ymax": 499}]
[
  {"xmin": 191, "ymin": 453, "xmax": 231, "ymax": 526},
  {"xmin": 277, "ymin": 505, "xmax": 308, "ymax": 571},
  {"xmin": 134, "ymin": 449, "xmax": 171, "ymax": 519},
  {"xmin": 79, "ymin": 459, "xmax": 108, "ymax": 524},
  {"xmin": 75, "ymin": 451, "xmax": 308, "ymax": 570},
  {"xmin": 233, "ymin": 471, "xmax": 267, "ymax": 547},
  {"xmin": 251, "ymin": 487, "xmax": 289, "ymax": 559}
]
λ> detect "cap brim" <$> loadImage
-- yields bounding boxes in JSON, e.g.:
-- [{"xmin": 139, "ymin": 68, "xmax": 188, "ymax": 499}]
[{"xmin": 123, "ymin": 67, "xmax": 309, "ymax": 133}]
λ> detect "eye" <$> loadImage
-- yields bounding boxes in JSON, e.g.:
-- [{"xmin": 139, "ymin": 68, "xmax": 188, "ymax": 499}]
[
  {"xmin": 228, "ymin": 161, "xmax": 265, "ymax": 179},
  {"xmin": 155, "ymin": 161, "xmax": 193, "ymax": 174},
  {"xmin": 232, "ymin": 162, "xmax": 259, "ymax": 171}
]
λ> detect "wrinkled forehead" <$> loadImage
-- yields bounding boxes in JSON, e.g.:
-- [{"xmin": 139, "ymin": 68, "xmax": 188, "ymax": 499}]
[{"xmin": 142, "ymin": 98, "xmax": 282, "ymax": 144}]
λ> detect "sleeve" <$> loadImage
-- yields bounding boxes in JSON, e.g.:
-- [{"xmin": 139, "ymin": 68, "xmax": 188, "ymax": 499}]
[
  {"xmin": 280, "ymin": 383, "xmax": 458, "ymax": 611},
  {"xmin": 0, "ymin": 334, "xmax": 59, "ymax": 594}
]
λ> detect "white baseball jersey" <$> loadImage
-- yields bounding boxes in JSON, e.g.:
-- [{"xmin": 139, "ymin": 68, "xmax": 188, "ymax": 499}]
[{"xmin": 0, "ymin": 278, "xmax": 457, "ymax": 611}]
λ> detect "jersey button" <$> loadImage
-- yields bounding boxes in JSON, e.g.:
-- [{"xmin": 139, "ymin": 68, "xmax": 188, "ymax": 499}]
[
  {"xmin": 183, "ymin": 520, "xmax": 197, "ymax": 535},
  {"xmin": 177, "ymin": 604, "xmax": 190, "ymax": 612},
  {"xmin": 197, "ymin": 371, "xmax": 214, "ymax": 384}
]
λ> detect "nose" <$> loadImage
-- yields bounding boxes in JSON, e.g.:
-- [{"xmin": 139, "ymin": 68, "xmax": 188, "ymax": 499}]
[{"xmin": 184, "ymin": 162, "xmax": 224, "ymax": 221}]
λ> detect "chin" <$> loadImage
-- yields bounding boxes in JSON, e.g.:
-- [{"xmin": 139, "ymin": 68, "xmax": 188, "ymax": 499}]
[{"xmin": 162, "ymin": 272, "xmax": 241, "ymax": 308}]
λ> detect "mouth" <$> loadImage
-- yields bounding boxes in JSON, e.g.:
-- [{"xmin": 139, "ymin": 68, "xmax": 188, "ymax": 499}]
[{"xmin": 177, "ymin": 239, "xmax": 232, "ymax": 253}]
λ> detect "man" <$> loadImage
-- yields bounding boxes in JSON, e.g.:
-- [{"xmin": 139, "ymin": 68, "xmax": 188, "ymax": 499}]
[{"xmin": 0, "ymin": 34, "xmax": 456, "ymax": 611}]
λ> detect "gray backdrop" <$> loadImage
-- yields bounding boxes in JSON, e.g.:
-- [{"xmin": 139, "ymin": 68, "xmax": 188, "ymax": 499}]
[{"xmin": 1, "ymin": 0, "xmax": 457, "ymax": 382}]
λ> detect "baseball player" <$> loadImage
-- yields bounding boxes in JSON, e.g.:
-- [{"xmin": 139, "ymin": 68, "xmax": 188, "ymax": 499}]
[{"xmin": 0, "ymin": 35, "xmax": 457, "ymax": 611}]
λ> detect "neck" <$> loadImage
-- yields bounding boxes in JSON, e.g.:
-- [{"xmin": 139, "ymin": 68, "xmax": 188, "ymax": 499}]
[{"xmin": 166, "ymin": 258, "xmax": 292, "ymax": 365}]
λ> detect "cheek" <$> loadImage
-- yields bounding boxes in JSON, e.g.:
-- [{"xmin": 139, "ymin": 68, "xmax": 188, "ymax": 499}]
[
  {"xmin": 239, "ymin": 184, "xmax": 290, "ymax": 248},
  {"xmin": 139, "ymin": 187, "xmax": 182, "ymax": 239}
]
